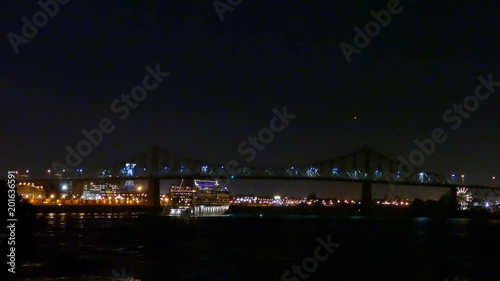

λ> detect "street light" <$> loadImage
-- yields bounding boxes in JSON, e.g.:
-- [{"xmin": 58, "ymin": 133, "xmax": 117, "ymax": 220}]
[
  {"xmin": 47, "ymin": 169, "xmax": 51, "ymax": 177},
  {"xmin": 461, "ymin": 174, "xmax": 465, "ymax": 185}
]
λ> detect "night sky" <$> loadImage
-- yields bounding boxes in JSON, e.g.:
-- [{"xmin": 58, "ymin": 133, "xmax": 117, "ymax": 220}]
[{"xmin": 1, "ymin": 0, "xmax": 499, "ymax": 198}]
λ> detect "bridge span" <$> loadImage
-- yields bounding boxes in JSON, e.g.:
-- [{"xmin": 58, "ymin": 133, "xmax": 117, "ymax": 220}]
[{"xmin": 16, "ymin": 147, "xmax": 498, "ymax": 213}]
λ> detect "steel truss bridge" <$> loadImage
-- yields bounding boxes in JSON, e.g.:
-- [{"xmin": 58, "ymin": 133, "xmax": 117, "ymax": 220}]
[
  {"xmin": 104, "ymin": 147, "xmax": 467, "ymax": 185},
  {"xmin": 25, "ymin": 146, "xmax": 500, "ymax": 209}
]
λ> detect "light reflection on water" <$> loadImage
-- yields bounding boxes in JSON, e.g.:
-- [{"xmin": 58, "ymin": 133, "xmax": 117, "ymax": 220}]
[
  {"xmin": 23, "ymin": 213, "xmax": 146, "ymax": 280},
  {"xmin": 19, "ymin": 214, "xmax": 500, "ymax": 280},
  {"xmin": 36, "ymin": 212, "xmax": 142, "ymax": 229}
]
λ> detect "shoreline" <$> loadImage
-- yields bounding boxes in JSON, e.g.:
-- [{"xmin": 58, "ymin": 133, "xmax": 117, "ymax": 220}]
[
  {"xmin": 32, "ymin": 204, "xmax": 164, "ymax": 214},
  {"xmin": 29, "ymin": 204, "xmax": 500, "ymax": 219},
  {"xmin": 225, "ymin": 205, "xmax": 500, "ymax": 219}
]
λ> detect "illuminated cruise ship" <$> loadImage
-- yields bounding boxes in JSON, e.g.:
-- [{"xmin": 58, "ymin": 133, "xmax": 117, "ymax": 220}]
[{"xmin": 164, "ymin": 179, "xmax": 230, "ymax": 216}]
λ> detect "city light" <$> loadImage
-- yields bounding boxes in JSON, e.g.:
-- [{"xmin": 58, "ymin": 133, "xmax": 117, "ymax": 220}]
[{"xmin": 10, "ymin": 171, "xmax": 500, "ymax": 212}]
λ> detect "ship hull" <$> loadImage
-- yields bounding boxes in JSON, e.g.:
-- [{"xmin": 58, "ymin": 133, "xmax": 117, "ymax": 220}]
[{"xmin": 163, "ymin": 204, "xmax": 230, "ymax": 216}]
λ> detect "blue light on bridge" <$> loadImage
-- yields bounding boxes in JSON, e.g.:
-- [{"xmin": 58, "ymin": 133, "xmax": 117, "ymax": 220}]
[
  {"xmin": 332, "ymin": 168, "xmax": 339, "ymax": 177},
  {"xmin": 307, "ymin": 167, "xmax": 319, "ymax": 177},
  {"xmin": 332, "ymin": 168, "xmax": 339, "ymax": 176},
  {"xmin": 122, "ymin": 163, "xmax": 136, "ymax": 176}
]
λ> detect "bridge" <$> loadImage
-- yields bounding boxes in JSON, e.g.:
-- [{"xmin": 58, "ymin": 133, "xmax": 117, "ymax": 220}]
[{"xmin": 21, "ymin": 146, "xmax": 499, "ymax": 212}]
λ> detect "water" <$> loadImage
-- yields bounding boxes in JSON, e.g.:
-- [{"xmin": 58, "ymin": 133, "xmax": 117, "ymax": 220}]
[{"xmin": 15, "ymin": 213, "xmax": 500, "ymax": 281}]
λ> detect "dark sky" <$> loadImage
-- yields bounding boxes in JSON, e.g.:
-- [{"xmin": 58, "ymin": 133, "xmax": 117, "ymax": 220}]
[{"xmin": 1, "ymin": 0, "xmax": 499, "ymax": 198}]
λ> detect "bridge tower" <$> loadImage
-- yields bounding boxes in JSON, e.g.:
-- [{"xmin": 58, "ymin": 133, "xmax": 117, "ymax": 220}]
[
  {"xmin": 361, "ymin": 149, "xmax": 372, "ymax": 212},
  {"xmin": 147, "ymin": 146, "xmax": 161, "ymax": 207}
]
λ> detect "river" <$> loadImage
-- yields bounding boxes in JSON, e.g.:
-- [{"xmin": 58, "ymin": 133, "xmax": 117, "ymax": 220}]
[{"xmin": 14, "ymin": 213, "xmax": 500, "ymax": 280}]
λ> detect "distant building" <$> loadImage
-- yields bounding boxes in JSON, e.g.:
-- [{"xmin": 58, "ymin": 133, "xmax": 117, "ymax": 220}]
[
  {"xmin": 82, "ymin": 181, "xmax": 120, "ymax": 200},
  {"xmin": 16, "ymin": 182, "xmax": 46, "ymax": 200},
  {"xmin": 123, "ymin": 180, "xmax": 136, "ymax": 192}
]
